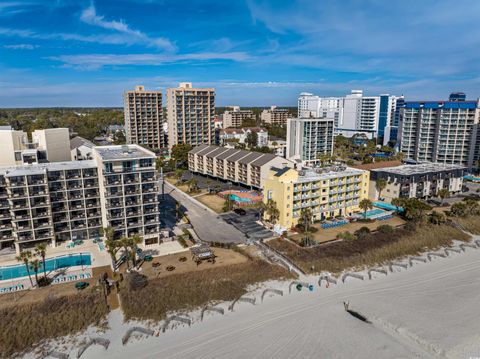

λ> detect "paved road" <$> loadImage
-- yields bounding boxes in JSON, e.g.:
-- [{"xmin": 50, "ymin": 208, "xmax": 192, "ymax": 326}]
[{"xmin": 163, "ymin": 181, "xmax": 247, "ymax": 244}]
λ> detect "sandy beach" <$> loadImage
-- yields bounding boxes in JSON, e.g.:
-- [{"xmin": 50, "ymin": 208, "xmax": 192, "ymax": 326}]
[{"xmin": 23, "ymin": 236, "xmax": 480, "ymax": 359}]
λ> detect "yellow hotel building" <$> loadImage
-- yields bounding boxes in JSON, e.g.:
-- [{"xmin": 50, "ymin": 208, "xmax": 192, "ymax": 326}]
[{"xmin": 264, "ymin": 166, "xmax": 370, "ymax": 229}]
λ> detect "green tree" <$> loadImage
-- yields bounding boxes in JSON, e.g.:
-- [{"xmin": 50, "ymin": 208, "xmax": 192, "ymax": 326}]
[
  {"xmin": 16, "ymin": 251, "xmax": 33, "ymax": 286},
  {"xmin": 126, "ymin": 234, "xmax": 143, "ymax": 268},
  {"xmin": 30, "ymin": 258, "xmax": 40, "ymax": 286},
  {"xmin": 299, "ymin": 208, "xmax": 314, "ymax": 246},
  {"xmin": 187, "ymin": 178, "xmax": 198, "ymax": 193},
  {"xmin": 391, "ymin": 197, "xmax": 403, "ymax": 211},
  {"xmin": 223, "ymin": 195, "xmax": 235, "ymax": 212},
  {"xmin": 119, "ymin": 237, "xmax": 132, "ymax": 269},
  {"xmin": 437, "ymin": 188, "xmax": 450, "ymax": 204},
  {"xmin": 359, "ymin": 198, "xmax": 373, "ymax": 219},
  {"xmin": 401, "ymin": 198, "xmax": 432, "ymax": 221},
  {"xmin": 245, "ymin": 131, "xmax": 258, "ymax": 148},
  {"xmin": 265, "ymin": 199, "xmax": 280, "ymax": 225},
  {"xmin": 174, "ymin": 169, "xmax": 185, "ymax": 180},
  {"xmin": 375, "ymin": 178, "xmax": 387, "ymax": 199},
  {"xmin": 299, "ymin": 207, "xmax": 313, "ymax": 232},
  {"xmin": 34, "ymin": 243, "xmax": 48, "ymax": 280},
  {"xmin": 171, "ymin": 143, "xmax": 193, "ymax": 168},
  {"xmin": 102, "ymin": 226, "xmax": 119, "ymax": 270}
]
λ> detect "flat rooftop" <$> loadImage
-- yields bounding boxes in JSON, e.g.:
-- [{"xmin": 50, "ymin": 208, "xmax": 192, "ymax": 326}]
[
  {"xmin": 371, "ymin": 162, "xmax": 466, "ymax": 176},
  {"xmin": 297, "ymin": 166, "xmax": 365, "ymax": 183},
  {"xmin": 0, "ymin": 160, "xmax": 97, "ymax": 177},
  {"xmin": 272, "ymin": 165, "xmax": 364, "ymax": 183},
  {"xmin": 93, "ymin": 145, "xmax": 155, "ymax": 161}
]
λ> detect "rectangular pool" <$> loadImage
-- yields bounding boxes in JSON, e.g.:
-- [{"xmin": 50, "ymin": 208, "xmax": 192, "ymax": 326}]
[
  {"xmin": 0, "ymin": 253, "xmax": 91, "ymax": 281},
  {"xmin": 364, "ymin": 209, "xmax": 386, "ymax": 218}
]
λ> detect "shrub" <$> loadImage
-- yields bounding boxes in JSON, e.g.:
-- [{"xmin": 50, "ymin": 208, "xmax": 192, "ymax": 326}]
[
  {"xmin": 377, "ymin": 224, "xmax": 394, "ymax": 234},
  {"xmin": 335, "ymin": 231, "xmax": 355, "ymax": 241},
  {"xmin": 429, "ymin": 211, "xmax": 446, "ymax": 225},
  {"xmin": 268, "ymin": 224, "xmax": 469, "ymax": 274},
  {"xmin": 354, "ymin": 226, "xmax": 371, "ymax": 239},
  {"xmin": 0, "ymin": 292, "xmax": 108, "ymax": 358},
  {"xmin": 120, "ymin": 260, "xmax": 293, "ymax": 321}
]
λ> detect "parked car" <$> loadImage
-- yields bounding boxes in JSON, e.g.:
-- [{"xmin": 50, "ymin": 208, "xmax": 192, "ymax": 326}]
[{"xmin": 234, "ymin": 208, "xmax": 246, "ymax": 215}]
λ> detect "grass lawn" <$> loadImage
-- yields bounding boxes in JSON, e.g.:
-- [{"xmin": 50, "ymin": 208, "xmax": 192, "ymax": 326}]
[
  {"xmin": 120, "ymin": 257, "xmax": 294, "ymax": 321},
  {"xmin": 290, "ymin": 216, "xmax": 406, "ymax": 244},
  {"xmin": 270, "ymin": 224, "xmax": 470, "ymax": 274},
  {"xmin": 195, "ymin": 193, "xmax": 226, "ymax": 213}
]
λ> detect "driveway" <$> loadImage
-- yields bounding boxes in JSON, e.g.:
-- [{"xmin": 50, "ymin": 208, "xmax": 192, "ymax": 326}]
[{"xmin": 163, "ymin": 181, "xmax": 247, "ymax": 244}]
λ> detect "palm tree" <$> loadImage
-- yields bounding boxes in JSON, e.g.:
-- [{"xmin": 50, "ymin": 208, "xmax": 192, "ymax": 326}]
[
  {"xmin": 359, "ymin": 198, "xmax": 373, "ymax": 219},
  {"xmin": 130, "ymin": 234, "xmax": 143, "ymax": 268},
  {"xmin": 30, "ymin": 258, "xmax": 40, "ymax": 286},
  {"xmin": 375, "ymin": 178, "xmax": 387, "ymax": 200},
  {"xmin": 257, "ymin": 201, "xmax": 267, "ymax": 221},
  {"xmin": 16, "ymin": 251, "xmax": 33, "ymax": 286},
  {"xmin": 437, "ymin": 188, "xmax": 450, "ymax": 204},
  {"xmin": 35, "ymin": 243, "xmax": 47, "ymax": 280},
  {"xmin": 187, "ymin": 179, "xmax": 198, "ymax": 193},
  {"xmin": 265, "ymin": 199, "xmax": 280, "ymax": 225},
  {"xmin": 105, "ymin": 238, "xmax": 119, "ymax": 271},
  {"xmin": 119, "ymin": 237, "xmax": 131, "ymax": 269},
  {"xmin": 299, "ymin": 208, "xmax": 313, "ymax": 233},
  {"xmin": 222, "ymin": 195, "xmax": 234, "ymax": 212}
]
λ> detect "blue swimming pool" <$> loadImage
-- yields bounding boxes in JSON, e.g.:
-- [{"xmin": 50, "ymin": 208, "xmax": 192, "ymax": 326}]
[
  {"xmin": 0, "ymin": 253, "xmax": 91, "ymax": 281},
  {"xmin": 229, "ymin": 194, "xmax": 253, "ymax": 203},
  {"xmin": 373, "ymin": 201, "xmax": 404, "ymax": 212},
  {"xmin": 364, "ymin": 209, "xmax": 386, "ymax": 218},
  {"xmin": 464, "ymin": 175, "xmax": 480, "ymax": 182}
]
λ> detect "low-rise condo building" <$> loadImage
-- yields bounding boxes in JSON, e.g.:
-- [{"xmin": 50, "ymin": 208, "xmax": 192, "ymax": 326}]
[
  {"xmin": 0, "ymin": 144, "xmax": 160, "ymax": 253},
  {"xmin": 261, "ymin": 106, "xmax": 290, "ymax": 126},
  {"xmin": 188, "ymin": 145, "xmax": 293, "ymax": 189},
  {"xmin": 264, "ymin": 166, "xmax": 369, "ymax": 229},
  {"xmin": 223, "ymin": 106, "xmax": 254, "ymax": 128},
  {"xmin": 368, "ymin": 162, "xmax": 465, "ymax": 201}
]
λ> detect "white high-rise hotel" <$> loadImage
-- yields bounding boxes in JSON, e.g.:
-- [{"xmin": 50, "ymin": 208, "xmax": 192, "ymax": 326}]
[{"xmin": 298, "ymin": 91, "xmax": 402, "ymax": 139}]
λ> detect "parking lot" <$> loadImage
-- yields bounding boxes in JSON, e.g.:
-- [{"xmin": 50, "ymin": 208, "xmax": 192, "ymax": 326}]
[{"xmin": 220, "ymin": 208, "xmax": 274, "ymax": 240}]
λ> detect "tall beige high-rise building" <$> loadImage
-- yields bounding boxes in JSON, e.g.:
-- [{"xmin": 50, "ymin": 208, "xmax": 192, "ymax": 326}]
[
  {"xmin": 124, "ymin": 85, "xmax": 165, "ymax": 150},
  {"xmin": 166, "ymin": 82, "xmax": 215, "ymax": 149}
]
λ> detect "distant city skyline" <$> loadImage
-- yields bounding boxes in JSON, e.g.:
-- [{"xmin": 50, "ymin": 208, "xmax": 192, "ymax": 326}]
[{"xmin": 1, "ymin": 0, "xmax": 480, "ymax": 107}]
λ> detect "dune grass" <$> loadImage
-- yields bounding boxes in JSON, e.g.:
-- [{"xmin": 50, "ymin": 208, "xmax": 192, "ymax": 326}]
[
  {"xmin": 121, "ymin": 259, "xmax": 293, "ymax": 321},
  {"xmin": 269, "ymin": 224, "xmax": 470, "ymax": 274},
  {"xmin": 455, "ymin": 216, "xmax": 480, "ymax": 235},
  {"xmin": 0, "ymin": 292, "xmax": 108, "ymax": 359}
]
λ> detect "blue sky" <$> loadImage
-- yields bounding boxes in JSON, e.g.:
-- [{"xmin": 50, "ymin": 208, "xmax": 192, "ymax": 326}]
[{"xmin": 1, "ymin": 0, "xmax": 480, "ymax": 107}]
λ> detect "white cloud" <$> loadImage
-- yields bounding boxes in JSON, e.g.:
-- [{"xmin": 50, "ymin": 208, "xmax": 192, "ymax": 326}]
[
  {"xmin": 3, "ymin": 44, "xmax": 37, "ymax": 50},
  {"xmin": 48, "ymin": 52, "xmax": 251, "ymax": 69},
  {"xmin": 79, "ymin": 4, "xmax": 174, "ymax": 51}
]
